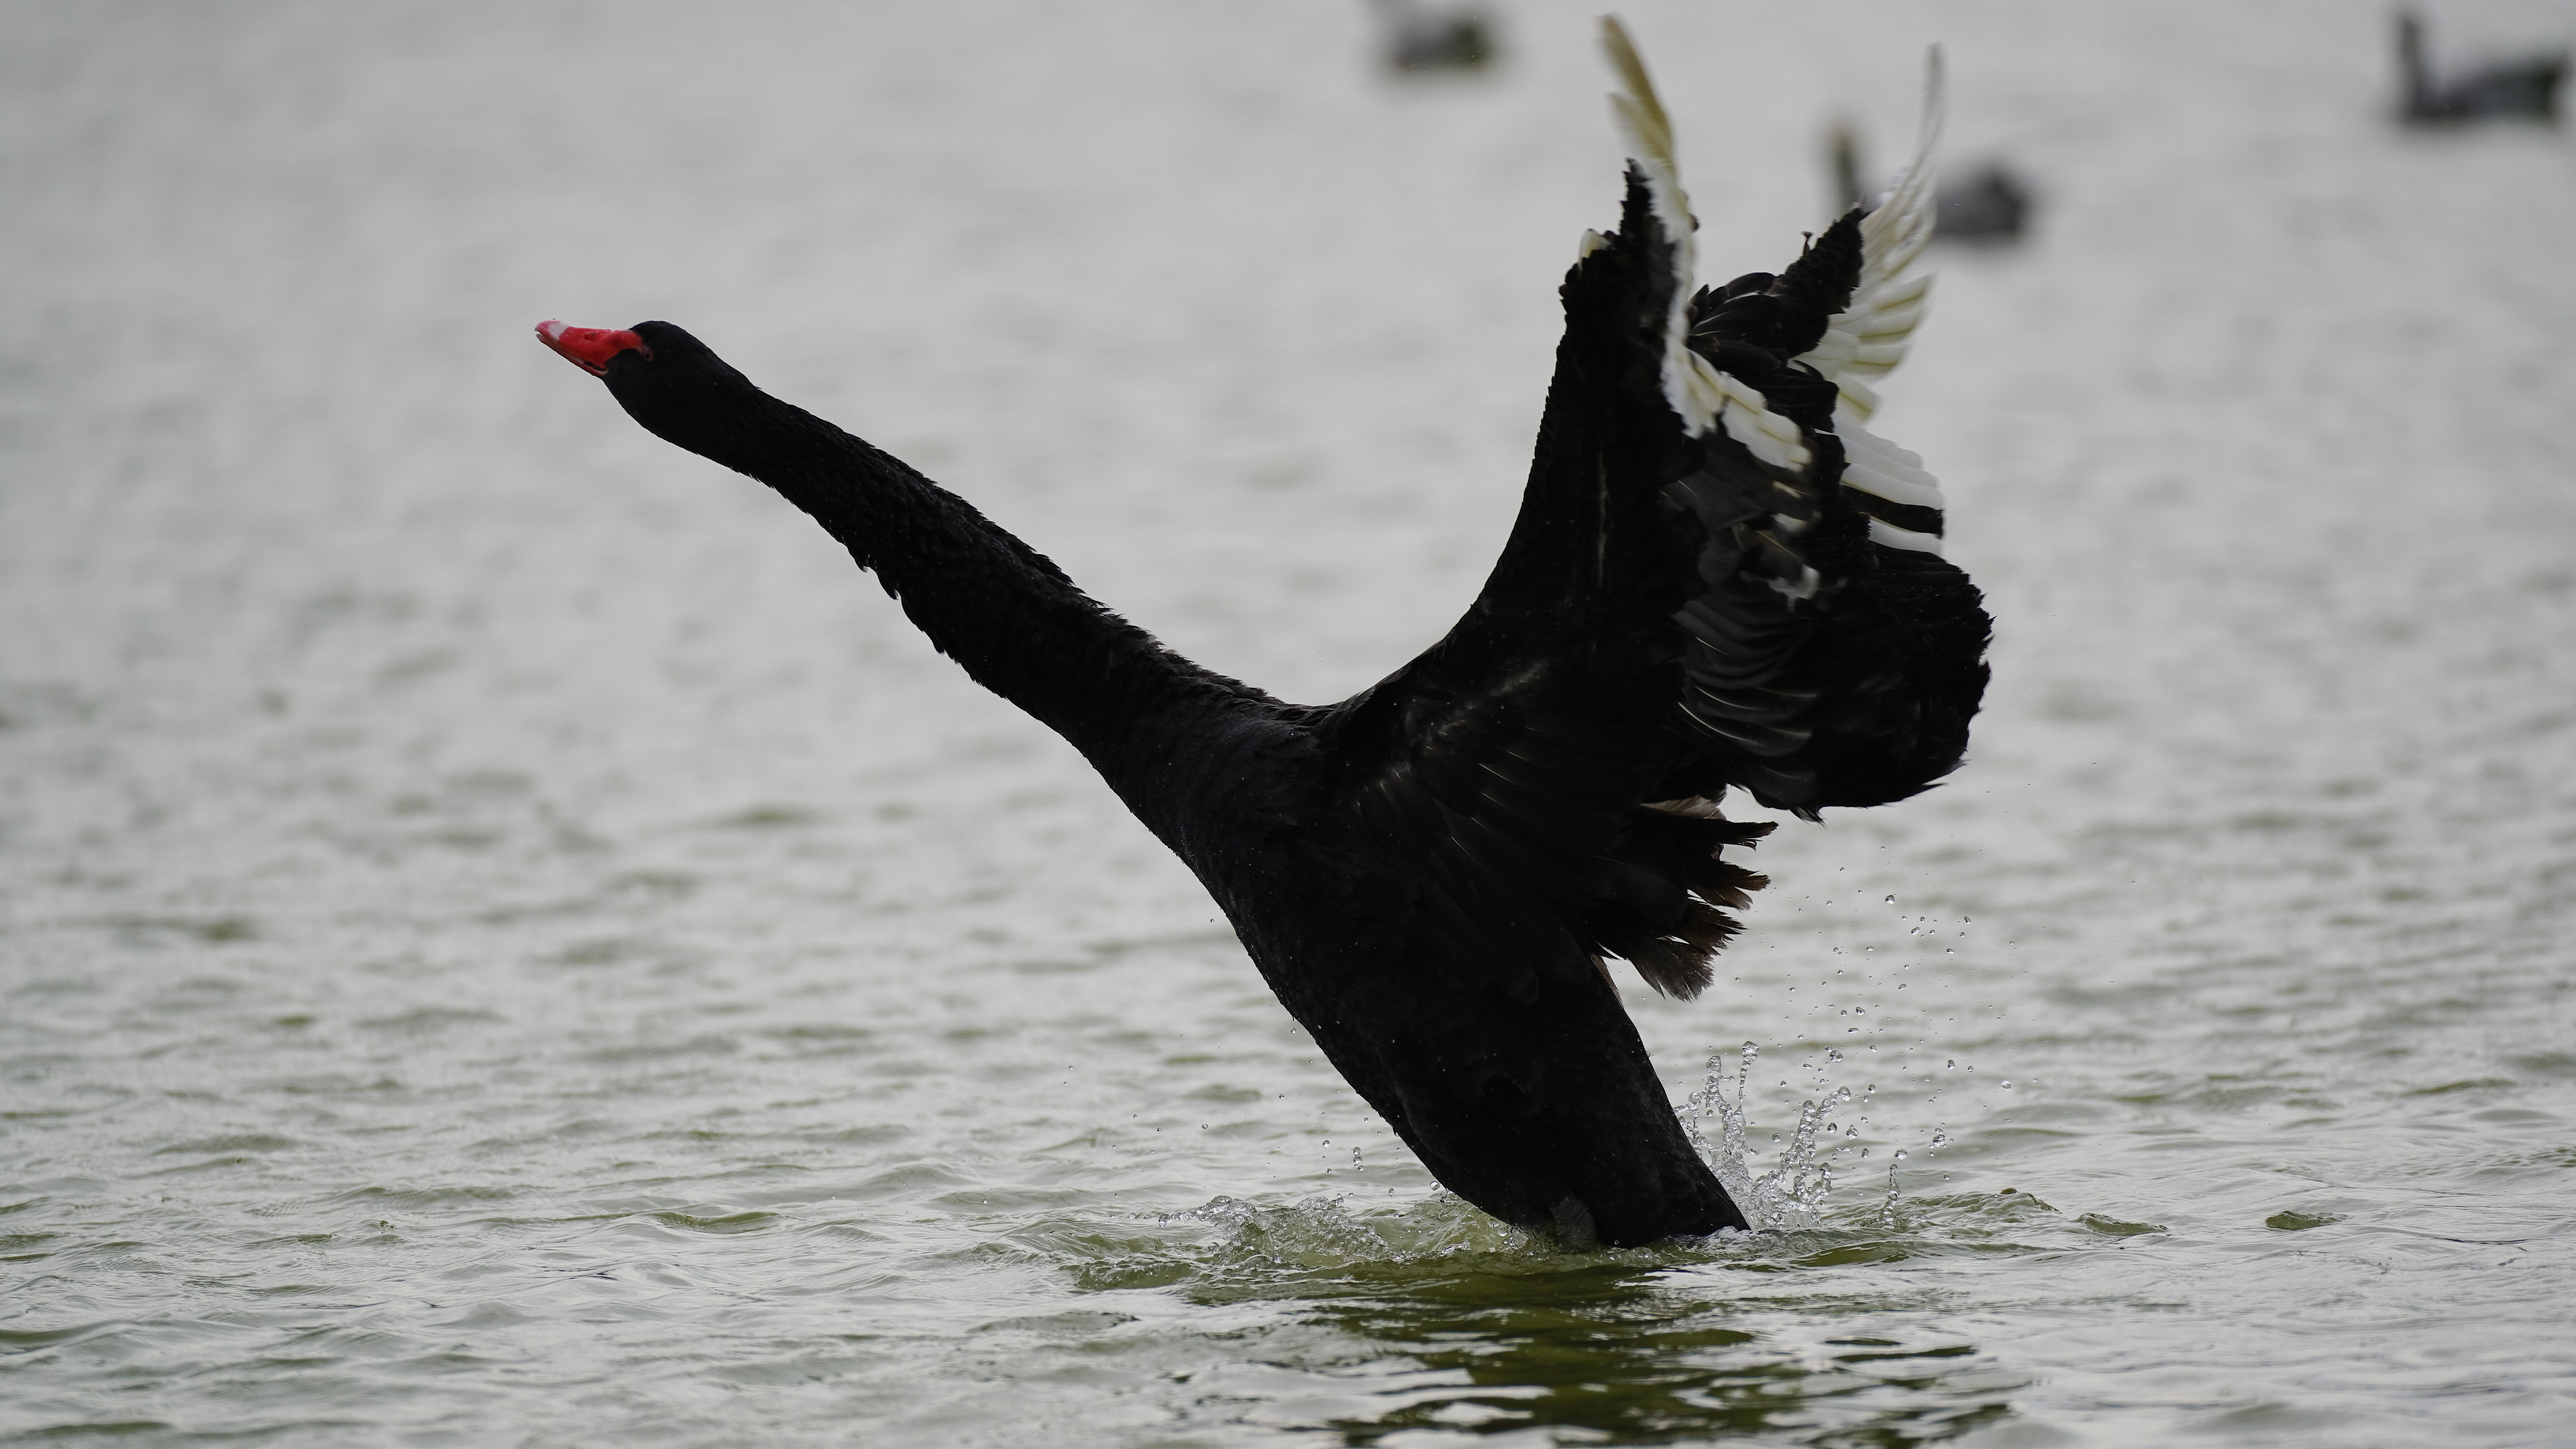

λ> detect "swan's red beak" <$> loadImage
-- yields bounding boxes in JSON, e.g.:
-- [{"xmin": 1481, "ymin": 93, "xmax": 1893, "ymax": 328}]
[{"xmin": 535, "ymin": 320, "xmax": 647, "ymax": 378}]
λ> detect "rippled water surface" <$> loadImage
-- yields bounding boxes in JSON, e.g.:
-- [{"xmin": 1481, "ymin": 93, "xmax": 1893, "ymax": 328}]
[{"xmin": 6, "ymin": 2, "xmax": 2574, "ymax": 1443}]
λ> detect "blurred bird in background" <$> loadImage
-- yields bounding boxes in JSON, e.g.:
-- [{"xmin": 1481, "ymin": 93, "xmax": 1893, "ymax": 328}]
[
  {"xmin": 1372, "ymin": 0, "xmax": 1499, "ymax": 74},
  {"xmin": 1830, "ymin": 120, "xmax": 2031, "ymax": 245},
  {"xmin": 2394, "ymin": 9, "xmax": 2564, "ymax": 124}
]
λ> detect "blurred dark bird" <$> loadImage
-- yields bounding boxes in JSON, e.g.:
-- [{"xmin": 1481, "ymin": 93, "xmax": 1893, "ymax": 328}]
[
  {"xmin": 1374, "ymin": 0, "xmax": 1498, "ymax": 73},
  {"xmin": 1933, "ymin": 165, "xmax": 2032, "ymax": 242},
  {"xmin": 534, "ymin": 20, "xmax": 1987, "ymax": 1248},
  {"xmin": 1832, "ymin": 122, "xmax": 2030, "ymax": 244},
  {"xmin": 2396, "ymin": 10, "xmax": 2564, "ymax": 124}
]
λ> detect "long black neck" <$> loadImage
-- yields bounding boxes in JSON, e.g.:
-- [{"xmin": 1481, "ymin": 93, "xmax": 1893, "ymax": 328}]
[
  {"xmin": 611, "ymin": 349, "xmax": 1267, "ymax": 844},
  {"xmin": 2398, "ymin": 14, "xmax": 2433, "ymax": 110}
]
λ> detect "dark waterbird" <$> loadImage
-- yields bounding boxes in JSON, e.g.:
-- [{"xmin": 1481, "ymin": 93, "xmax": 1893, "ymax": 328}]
[
  {"xmin": 535, "ymin": 20, "xmax": 1988, "ymax": 1248},
  {"xmin": 2396, "ymin": 10, "xmax": 2565, "ymax": 125},
  {"xmin": 1830, "ymin": 121, "xmax": 2030, "ymax": 244},
  {"xmin": 1373, "ymin": 0, "xmax": 1499, "ymax": 74}
]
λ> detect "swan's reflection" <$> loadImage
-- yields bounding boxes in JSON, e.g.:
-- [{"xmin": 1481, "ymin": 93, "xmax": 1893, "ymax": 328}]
[{"xmin": 1191, "ymin": 1259, "xmax": 2017, "ymax": 1443}]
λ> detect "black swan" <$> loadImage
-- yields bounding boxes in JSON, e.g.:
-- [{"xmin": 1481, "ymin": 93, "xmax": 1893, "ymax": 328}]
[
  {"xmin": 2397, "ymin": 10, "xmax": 2565, "ymax": 125},
  {"xmin": 536, "ymin": 19, "xmax": 1988, "ymax": 1248},
  {"xmin": 1374, "ymin": 0, "xmax": 1499, "ymax": 74},
  {"xmin": 1830, "ymin": 120, "xmax": 2030, "ymax": 244}
]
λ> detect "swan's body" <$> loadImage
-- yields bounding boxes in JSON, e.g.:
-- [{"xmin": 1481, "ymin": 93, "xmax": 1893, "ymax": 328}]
[
  {"xmin": 537, "ymin": 22, "xmax": 1988, "ymax": 1247},
  {"xmin": 2397, "ymin": 11, "xmax": 2565, "ymax": 125}
]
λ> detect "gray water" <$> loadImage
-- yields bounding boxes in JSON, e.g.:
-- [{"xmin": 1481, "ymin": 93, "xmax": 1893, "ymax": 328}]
[{"xmin": 5, "ymin": 2, "xmax": 2574, "ymax": 1444}]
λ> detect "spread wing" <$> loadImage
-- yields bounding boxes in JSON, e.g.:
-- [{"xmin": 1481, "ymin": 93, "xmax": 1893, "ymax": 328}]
[
  {"xmin": 1796, "ymin": 51, "xmax": 1942, "ymax": 427},
  {"xmin": 1312, "ymin": 22, "xmax": 1989, "ymax": 1003},
  {"xmin": 1677, "ymin": 45, "xmax": 1987, "ymax": 815}
]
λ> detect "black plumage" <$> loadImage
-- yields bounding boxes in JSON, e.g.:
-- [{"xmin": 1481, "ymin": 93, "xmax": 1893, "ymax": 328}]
[
  {"xmin": 538, "ymin": 23, "xmax": 1988, "ymax": 1247},
  {"xmin": 2397, "ymin": 10, "xmax": 2565, "ymax": 125},
  {"xmin": 1831, "ymin": 123, "xmax": 2032, "ymax": 244},
  {"xmin": 1374, "ymin": 0, "xmax": 1499, "ymax": 74}
]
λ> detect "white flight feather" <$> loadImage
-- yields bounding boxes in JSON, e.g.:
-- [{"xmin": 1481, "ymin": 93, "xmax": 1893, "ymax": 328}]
[
  {"xmin": 1598, "ymin": 17, "xmax": 1720, "ymax": 438},
  {"xmin": 1799, "ymin": 48, "xmax": 1944, "ymax": 427},
  {"xmin": 1708, "ymin": 365, "xmax": 1813, "ymax": 471},
  {"xmin": 1599, "ymin": 18, "xmax": 1814, "ymax": 472},
  {"xmin": 1838, "ymin": 423, "xmax": 1945, "ymax": 510},
  {"xmin": 1867, "ymin": 519, "xmax": 1946, "ymax": 555}
]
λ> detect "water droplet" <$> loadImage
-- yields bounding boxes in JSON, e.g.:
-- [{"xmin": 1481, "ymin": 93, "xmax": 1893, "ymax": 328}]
[
  {"xmin": 2001, "ymin": 1081, "xmax": 2012, "ymax": 1090},
  {"xmin": 1946, "ymin": 1059, "xmax": 1955, "ymax": 1069},
  {"xmin": 1884, "ymin": 895, "xmax": 1896, "ymax": 904},
  {"xmin": 1853, "ymin": 1006, "xmax": 1866, "ymax": 1015},
  {"xmin": 1892, "ymin": 1149, "xmax": 1908, "ymax": 1162}
]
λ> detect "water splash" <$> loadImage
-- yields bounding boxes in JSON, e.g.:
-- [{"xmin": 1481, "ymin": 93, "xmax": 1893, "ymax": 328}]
[
  {"xmin": 1682, "ymin": 1044, "xmax": 1874, "ymax": 1230},
  {"xmin": 1156, "ymin": 1192, "xmax": 1535, "ymax": 1269},
  {"xmin": 1680, "ymin": 1042, "xmax": 1754, "ymax": 1208}
]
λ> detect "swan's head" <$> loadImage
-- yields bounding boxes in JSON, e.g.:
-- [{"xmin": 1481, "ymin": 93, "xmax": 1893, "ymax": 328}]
[
  {"xmin": 535, "ymin": 320, "xmax": 744, "ymax": 391},
  {"xmin": 535, "ymin": 320, "xmax": 649, "ymax": 377},
  {"xmin": 536, "ymin": 320, "xmax": 761, "ymax": 455}
]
